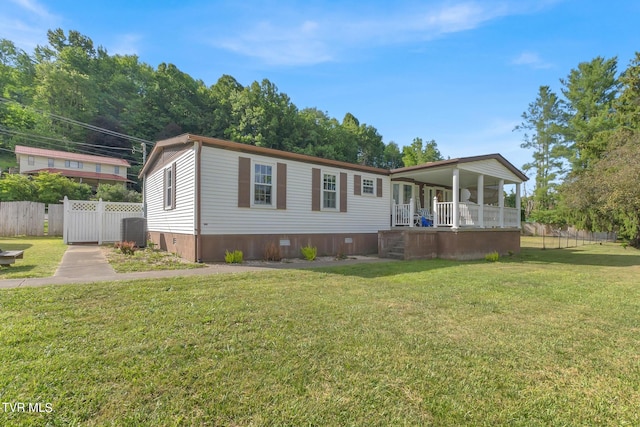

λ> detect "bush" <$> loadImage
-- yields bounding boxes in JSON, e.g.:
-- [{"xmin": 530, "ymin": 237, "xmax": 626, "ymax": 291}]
[
  {"xmin": 300, "ymin": 245, "xmax": 317, "ymax": 261},
  {"xmin": 114, "ymin": 241, "xmax": 137, "ymax": 256},
  {"xmin": 264, "ymin": 242, "xmax": 282, "ymax": 261},
  {"xmin": 224, "ymin": 250, "xmax": 243, "ymax": 264},
  {"xmin": 485, "ymin": 251, "xmax": 499, "ymax": 262}
]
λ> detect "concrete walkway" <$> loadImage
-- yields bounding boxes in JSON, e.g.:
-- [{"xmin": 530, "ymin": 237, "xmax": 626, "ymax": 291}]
[{"xmin": 0, "ymin": 245, "xmax": 394, "ymax": 289}]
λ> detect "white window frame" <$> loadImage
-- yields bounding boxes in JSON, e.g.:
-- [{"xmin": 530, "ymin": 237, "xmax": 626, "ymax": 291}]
[
  {"xmin": 27, "ymin": 156, "xmax": 35, "ymax": 166},
  {"xmin": 164, "ymin": 166, "xmax": 174, "ymax": 210},
  {"xmin": 322, "ymin": 171, "xmax": 338, "ymax": 210},
  {"xmin": 362, "ymin": 177, "xmax": 375, "ymax": 196},
  {"xmin": 114, "ymin": 165, "xmax": 120, "ymax": 175},
  {"xmin": 65, "ymin": 160, "xmax": 83, "ymax": 169},
  {"xmin": 47, "ymin": 158, "xmax": 54, "ymax": 167},
  {"xmin": 251, "ymin": 161, "xmax": 276, "ymax": 208}
]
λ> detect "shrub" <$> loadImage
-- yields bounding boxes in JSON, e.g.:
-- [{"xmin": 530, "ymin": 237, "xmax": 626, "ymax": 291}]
[
  {"xmin": 114, "ymin": 241, "xmax": 137, "ymax": 256},
  {"xmin": 224, "ymin": 249, "xmax": 243, "ymax": 264},
  {"xmin": 264, "ymin": 242, "xmax": 282, "ymax": 261},
  {"xmin": 485, "ymin": 251, "xmax": 499, "ymax": 262},
  {"xmin": 300, "ymin": 245, "xmax": 317, "ymax": 261}
]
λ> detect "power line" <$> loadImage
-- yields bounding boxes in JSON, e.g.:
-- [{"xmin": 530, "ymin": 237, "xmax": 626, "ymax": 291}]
[
  {"xmin": 0, "ymin": 96, "xmax": 155, "ymax": 146},
  {"xmin": 0, "ymin": 127, "xmax": 133, "ymax": 152},
  {"xmin": 0, "ymin": 130, "xmax": 144, "ymax": 169}
]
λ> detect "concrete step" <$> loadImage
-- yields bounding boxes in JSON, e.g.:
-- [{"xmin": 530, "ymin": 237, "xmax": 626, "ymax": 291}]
[{"xmin": 387, "ymin": 251, "xmax": 405, "ymax": 260}]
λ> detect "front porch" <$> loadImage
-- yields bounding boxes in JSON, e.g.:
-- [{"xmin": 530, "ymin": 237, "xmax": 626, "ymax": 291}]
[
  {"xmin": 383, "ymin": 154, "xmax": 527, "ymax": 260},
  {"xmin": 392, "ymin": 198, "xmax": 521, "ymax": 228}
]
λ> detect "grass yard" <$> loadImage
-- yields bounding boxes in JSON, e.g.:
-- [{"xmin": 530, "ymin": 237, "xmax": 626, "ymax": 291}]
[
  {"xmin": 0, "ymin": 236, "xmax": 67, "ymax": 279},
  {"xmin": 1, "ymin": 243, "xmax": 639, "ymax": 425}
]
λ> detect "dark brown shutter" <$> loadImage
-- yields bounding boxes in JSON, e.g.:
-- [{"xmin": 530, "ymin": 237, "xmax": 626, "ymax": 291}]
[
  {"xmin": 277, "ymin": 162, "xmax": 287, "ymax": 210},
  {"xmin": 311, "ymin": 168, "xmax": 320, "ymax": 211},
  {"xmin": 340, "ymin": 172, "xmax": 347, "ymax": 212},
  {"xmin": 376, "ymin": 178, "xmax": 383, "ymax": 197},
  {"xmin": 238, "ymin": 157, "xmax": 251, "ymax": 208},
  {"xmin": 354, "ymin": 175, "xmax": 361, "ymax": 195},
  {"xmin": 171, "ymin": 162, "xmax": 177, "ymax": 208}
]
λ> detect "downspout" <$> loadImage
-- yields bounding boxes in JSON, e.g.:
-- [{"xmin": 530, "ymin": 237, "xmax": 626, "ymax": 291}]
[{"xmin": 195, "ymin": 140, "xmax": 203, "ymax": 263}]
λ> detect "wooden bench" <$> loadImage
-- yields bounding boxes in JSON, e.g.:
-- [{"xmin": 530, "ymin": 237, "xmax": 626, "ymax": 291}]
[{"xmin": 0, "ymin": 250, "xmax": 24, "ymax": 266}]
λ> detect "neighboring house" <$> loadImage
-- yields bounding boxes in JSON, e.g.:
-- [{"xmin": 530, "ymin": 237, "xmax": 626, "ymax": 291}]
[
  {"xmin": 15, "ymin": 145, "xmax": 130, "ymax": 188},
  {"xmin": 140, "ymin": 134, "xmax": 528, "ymax": 262}
]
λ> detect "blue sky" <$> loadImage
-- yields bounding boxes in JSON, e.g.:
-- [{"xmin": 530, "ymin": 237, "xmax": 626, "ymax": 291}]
[{"xmin": 1, "ymin": 0, "xmax": 639, "ymax": 172}]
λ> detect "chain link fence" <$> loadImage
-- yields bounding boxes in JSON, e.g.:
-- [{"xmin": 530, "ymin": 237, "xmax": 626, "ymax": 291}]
[{"xmin": 521, "ymin": 223, "xmax": 617, "ymax": 250}]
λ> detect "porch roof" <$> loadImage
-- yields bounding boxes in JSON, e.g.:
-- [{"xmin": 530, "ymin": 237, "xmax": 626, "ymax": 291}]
[{"xmin": 389, "ymin": 154, "xmax": 528, "ymax": 188}]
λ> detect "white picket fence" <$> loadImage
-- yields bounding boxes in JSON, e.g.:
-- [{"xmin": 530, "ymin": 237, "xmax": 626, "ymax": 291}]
[{"xmin": 63, "ymin": 197, "xmax": 144, "ymax": 244}]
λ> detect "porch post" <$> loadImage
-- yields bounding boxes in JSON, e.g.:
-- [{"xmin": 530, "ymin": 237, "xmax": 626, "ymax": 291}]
[
  {"xmin": 433, "ymin": 196, "xmax": 438, "ymax": 229},
  {"xmin": 498, "ymin": 179, "xmax": 504, "ymax": 228},
  {"xmin": 477, "ymin": 174, "xmax": 484, "ymax": 228},
  {"xmin": 392, "ymin": 200, "xmax": 397, "ymax": 227},
  {"xmin": 452, "ymin": 168, "xmax": 459, "ymax": 230},
  {"xmin": 515, "ymin": 182, "xmax": 522, "ymax": 229},
  {"xmin": 409, "ymin": 198, "xmax": 415, "ymax": 228}
]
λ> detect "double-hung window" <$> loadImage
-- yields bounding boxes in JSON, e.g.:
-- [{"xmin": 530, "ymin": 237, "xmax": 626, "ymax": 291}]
[
  {"xmin": 65, "ymin": 160, "xmax": 83, "ymax": 169},
  {"xmin": 47, "ymin": 158, "xmax": 54, "ymax": 167},
  {"xmin": 323, "ymin": 173, "xmax": 337, "ymax": 209},
  {"xmin": 164, "ymin": 164, "xmax": 176, "ymax": 210},
  {"xmin": 253, "ymin": 163, "xmax": 273, "ymax": 206},
  {"xmin": 114, "ymin": 166, "xmax": 120, "ymax": 175},
  {"xmin": 362, "ymin": 178, "xmax": 374, "ymax": 195}
]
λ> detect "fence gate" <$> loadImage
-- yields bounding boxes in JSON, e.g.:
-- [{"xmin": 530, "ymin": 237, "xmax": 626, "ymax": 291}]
[{"xmin": 63, "ymin": 197, "xmax": 144, "ymax": 244}]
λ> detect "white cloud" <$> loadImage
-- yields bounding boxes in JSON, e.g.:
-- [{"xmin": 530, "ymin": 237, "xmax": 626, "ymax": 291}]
[
  {"xmin": 0, "ymin": 0, "xmax": 59, "ymax": 50},
  {"xmin": 9, "ymin": 0, "xmax": 55, "ymax": 20},
  {"xmin": 217, "ymin": 20, "xmax": 332, "ymax": 66},
  {"xmin": 512, "ymin": 51, "xmax": 553, "ymax": 69},
  {"xmin": 110, "ymin": 33, "xmax": 142, "ymax": 56},
  {"xmin": 207, "ymin": 1, "xmax": 556, "ymax": 66}
]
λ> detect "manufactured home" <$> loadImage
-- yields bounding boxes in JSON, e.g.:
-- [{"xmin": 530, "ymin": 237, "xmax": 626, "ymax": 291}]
[{"xmin": 140, "ymin": 134, "xmax": 527, "ymax": 262}]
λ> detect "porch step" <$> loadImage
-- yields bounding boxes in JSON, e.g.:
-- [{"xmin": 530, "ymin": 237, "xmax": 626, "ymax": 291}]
[
  {"xmin": 387, "ymin": 241, "xmax": 405, "ymax": 260},
  {"xmin": 386, "ymin": 250, "xmax": 405, "ymax": 260}
]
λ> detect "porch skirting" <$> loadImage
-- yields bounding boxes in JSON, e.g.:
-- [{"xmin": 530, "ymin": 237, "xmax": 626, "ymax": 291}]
[
  {"xmin": 147, "ymin": 231, "xmax": 378, "ymax": 262},
  {"xmin": 378, "ymin": 228, "xmax": 521, "ymax": 261}
]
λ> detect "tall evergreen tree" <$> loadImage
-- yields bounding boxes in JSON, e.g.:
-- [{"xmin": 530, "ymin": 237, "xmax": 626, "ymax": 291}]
[
  {"xmin": 560, "ymin": 56, "xmax": 620, "ymax": 170},
  {"xmin": 514, "ymin": 86, "xmax": 567, "ymax": 214}
]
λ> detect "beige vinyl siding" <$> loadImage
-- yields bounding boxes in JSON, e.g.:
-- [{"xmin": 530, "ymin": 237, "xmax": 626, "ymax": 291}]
[
  {"xmin": 145, "ymin": 148, "xmax": 196, "ymax": 234},
  {"xmin": 18, "ymin": 155, "xmax": 50, "ymax": 173},
  {"xmin": 200, "ymin": 147, "xmax": 390, "ymax": 235},
  {"xmin": 18, "ymin": 154, "xmax": 128, "ymax": 178},
  {"xmin": 459, "ymin": 159, "xmax": 523, "ymax": 183}
]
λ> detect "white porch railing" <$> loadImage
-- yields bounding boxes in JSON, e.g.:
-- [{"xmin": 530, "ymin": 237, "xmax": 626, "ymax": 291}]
[
  {"xmin": 391, "ymin": 199, "xmax": 520, "ymax": 228},
  {"xmin": 433, "ymin": 202, "xmax": 520, "ymax": 228},
  {"xmin": 392, "ymin": 198, "xmax": 415, "ymax": 227}
]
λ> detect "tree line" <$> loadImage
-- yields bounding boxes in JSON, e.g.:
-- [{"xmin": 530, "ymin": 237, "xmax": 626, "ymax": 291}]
[
  {"xmin": 515, "ymin": 54, "xmax": 640, "ymax": 246},
  {"xmin": 0, "ymin": 28, "xmax": 443, "ymax": 189}
]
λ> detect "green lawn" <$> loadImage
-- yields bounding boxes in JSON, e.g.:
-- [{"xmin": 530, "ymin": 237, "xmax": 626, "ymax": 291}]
[
  {"xmin": 0, "ymin": 236, "xmax": 67, "ymax": 278},
  {"xmin": 1, "ymin": 243, "xmax": 639, "ymax": 425}
]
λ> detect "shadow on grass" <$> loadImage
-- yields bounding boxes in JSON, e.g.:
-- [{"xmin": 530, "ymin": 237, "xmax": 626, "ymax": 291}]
[
  {"xmin": 302, "ymin": 245, "xmax": 640, "ymax": 279},
  {"xmin": 305, "ymin": 258, "xmax": 475, "ymax": 278},
  {"xmin": 513, "ymin": 246, "xmax": 640, "ymax": 267},
  {"xmin": 0, "ymin": 264, "xmax": 36, "ymax": 274},
  {"xmin": 0, "ymin": 243, "xmax": 34, "ymax": 251}
]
